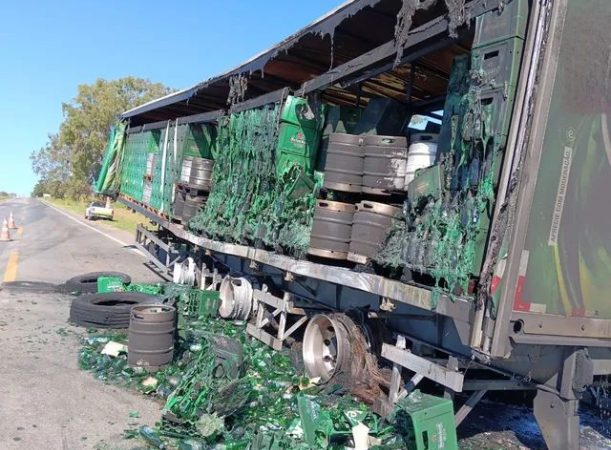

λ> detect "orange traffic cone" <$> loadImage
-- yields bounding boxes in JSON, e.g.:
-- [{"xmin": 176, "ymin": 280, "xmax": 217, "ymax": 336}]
[
  {"xmin": 7, "ymin": 212, "xmax": 17, "ymax": 229},
  {"xmin": 0, "ymin": 218, "xmax": 11, "ymax": 241}
]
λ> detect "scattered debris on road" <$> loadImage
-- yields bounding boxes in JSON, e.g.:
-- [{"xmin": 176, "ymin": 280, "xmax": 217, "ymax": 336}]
[{"xmin": 78, "ymin": 302, "xmax": 458, "ymax": 449}]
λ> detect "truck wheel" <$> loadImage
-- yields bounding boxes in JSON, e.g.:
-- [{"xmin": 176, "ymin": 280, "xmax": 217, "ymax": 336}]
[
  {"xmin": 69, "ymin": 292, "xmax": 163, "ymax": 328},
  {"xmin": 63, "ymin": 271, "xmax": 131, "ymax": 295}
]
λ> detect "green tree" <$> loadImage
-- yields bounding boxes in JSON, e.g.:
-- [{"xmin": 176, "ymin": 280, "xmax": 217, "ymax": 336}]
[
  {"xmin": 31, "ymin": 77, "xmax": 172, "ymax": 199},
  {"xmin": 31, "ymin": 133, "xmax": 71, "ymax": 198}
]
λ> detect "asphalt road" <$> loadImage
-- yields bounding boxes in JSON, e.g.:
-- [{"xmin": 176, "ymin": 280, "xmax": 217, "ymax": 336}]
[{"xmin": 0, "ymin": 198, "xmax": 162, "ymax": 450}]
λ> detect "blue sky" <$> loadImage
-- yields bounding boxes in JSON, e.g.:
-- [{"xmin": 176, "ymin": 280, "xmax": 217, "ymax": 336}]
[{"xmin": 0, "ymin": 0, "xmax": 337, "ymax": 196}]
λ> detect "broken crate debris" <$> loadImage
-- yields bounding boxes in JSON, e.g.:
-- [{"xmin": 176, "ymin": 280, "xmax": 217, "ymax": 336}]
[{"xmin": 77, "ymin": 291, "xmax": 458, "ymax": 449}]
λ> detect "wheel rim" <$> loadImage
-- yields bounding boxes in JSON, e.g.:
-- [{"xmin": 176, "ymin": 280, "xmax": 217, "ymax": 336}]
[{"xmin": 303, "ymin": 314, "xmax": 349, "ymax": 381}]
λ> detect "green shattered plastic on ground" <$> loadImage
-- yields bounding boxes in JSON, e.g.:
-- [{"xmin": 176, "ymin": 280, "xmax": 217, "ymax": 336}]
[
  {"xmin": 79, "ymin": 311, "xmax": 426, "ymax": 449},
  {"xmin": 126, "ymin": 282, "xmax": 166, "ymax": 295}
]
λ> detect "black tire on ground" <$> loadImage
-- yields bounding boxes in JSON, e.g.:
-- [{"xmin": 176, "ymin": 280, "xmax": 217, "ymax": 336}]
[
  {"xmin": 63, "ymin": 271, "xmax": 132, "ymax": 294},
  {"xmin": 69, "ymin": 292, "xmax": 162, "ymax": 328}
]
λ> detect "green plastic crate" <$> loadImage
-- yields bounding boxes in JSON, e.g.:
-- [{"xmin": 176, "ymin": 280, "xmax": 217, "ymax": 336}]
[
  {"xmin": 394, "ymin": 391, "xmax": 458, "ymax": 450},
  {"xmin": 276, "ymin": 96, "xmax": 325, "ymax": 176},
  {"xmin": 182, "ymin": 123, "xmax": 216, "ymax": 159},
  {"xmin": 97, "ymin": 276, "xmax": 126, "ymax": 293},
  {"xmin": 280, "ymin": 95, "xmax": 320, "ymax": 128},
  {"xmin": 276, "ymin": 122, "xmax": 321, "ymax": 175},
  {"xmin": 197, "ymin": 290, "xmax": 220, "ymax": 318},
  {"xmin": 171, "ymin": 287, "xmax": 220, "ymax": 320},
  {"xmin": 125, "ymin": 283, "xmax": 164, "ymax": 295},
  {"xmin": 473, "ymin": 0, "xmax": 528, "ymax": 47}
]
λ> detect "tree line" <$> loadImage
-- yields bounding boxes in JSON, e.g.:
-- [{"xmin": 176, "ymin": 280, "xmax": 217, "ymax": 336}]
[{"xmin": 31, "ymin": 77, "xmax": 172, "ymax": 199}]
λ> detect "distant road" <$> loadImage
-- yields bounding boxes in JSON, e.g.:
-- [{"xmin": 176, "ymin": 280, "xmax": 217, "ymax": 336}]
[{"xmin": 0, "ymin": 197, "xmax": 154, "ymax": 284}]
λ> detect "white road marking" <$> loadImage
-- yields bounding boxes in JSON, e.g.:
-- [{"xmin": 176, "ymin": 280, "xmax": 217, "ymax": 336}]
[{"xmin": 40, "ymin": 201, "xmax": 144, "ymax": 256}]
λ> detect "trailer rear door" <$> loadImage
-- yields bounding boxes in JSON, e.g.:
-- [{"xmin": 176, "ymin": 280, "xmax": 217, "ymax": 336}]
[{"xmin": 491, "ymin": 0, "xmax": 611, "ymax": 355}]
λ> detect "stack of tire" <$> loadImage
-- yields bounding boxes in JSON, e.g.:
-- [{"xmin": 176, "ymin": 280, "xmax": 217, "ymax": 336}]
[{"xmin": 67, "ymin": 272, "xmax": 163, "ymax": 329}]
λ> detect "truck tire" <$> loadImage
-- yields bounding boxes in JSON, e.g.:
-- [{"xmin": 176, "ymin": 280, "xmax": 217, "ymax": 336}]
[
  {"xmin": 69, "ymin": 292, "xmax": 163, "ymax": 328},
  {"xmin": 63, "ymin": 271, "xmax": 131, "ymax": 294}
]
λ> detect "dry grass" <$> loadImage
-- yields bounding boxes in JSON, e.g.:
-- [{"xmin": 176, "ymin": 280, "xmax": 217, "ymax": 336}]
[{"xmin": 45, "ymin": 197, "xmax": 146, "ymax": 234}]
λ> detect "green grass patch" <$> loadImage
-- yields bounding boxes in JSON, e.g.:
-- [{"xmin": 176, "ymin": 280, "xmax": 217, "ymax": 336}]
[{"xmin": 45, "ymin": 197, "xmax": 146, "ymax": 235}]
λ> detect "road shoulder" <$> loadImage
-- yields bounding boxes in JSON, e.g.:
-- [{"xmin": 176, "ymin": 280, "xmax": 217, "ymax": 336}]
[{"xmin": 39, "ymin": 199, "xmax": 139, "ymax": 247}]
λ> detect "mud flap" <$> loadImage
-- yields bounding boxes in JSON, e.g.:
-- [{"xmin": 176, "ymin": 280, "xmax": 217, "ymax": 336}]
[
  {"xmin": 533, "ymin": 348, "xmax": 593, "ymax": 450},
  {"xmin": 533, "ymin": 389, "xmax": 579, "ymax": 450}
]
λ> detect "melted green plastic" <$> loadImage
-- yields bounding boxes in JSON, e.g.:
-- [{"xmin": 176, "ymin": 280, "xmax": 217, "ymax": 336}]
[{"xmin": 188, "ymin": 104, "xmax": 321, "ymax": 256}]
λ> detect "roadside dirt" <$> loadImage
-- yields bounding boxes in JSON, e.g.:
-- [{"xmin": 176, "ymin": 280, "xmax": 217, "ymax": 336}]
[{"xmin": 0, "ymin": 284, "xmax": 162, "ymax": 450}]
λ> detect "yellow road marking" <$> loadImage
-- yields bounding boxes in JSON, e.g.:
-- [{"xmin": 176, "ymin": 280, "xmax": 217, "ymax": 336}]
[{"xmin": 3, "ymin": 250, "xmax": 19, "ymax": 282}]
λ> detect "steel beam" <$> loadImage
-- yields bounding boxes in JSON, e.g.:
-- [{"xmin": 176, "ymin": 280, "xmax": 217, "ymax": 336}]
[
  {"xmin": 512, "ymin": 311, "xmax": 611, "ymax": 340},
  {"xmin": 176, "ymin": 109, "xmax": 225, "ymax": 125},
  {"xmin": 118, "ymin": 196, "xmax": 170, "ymax": 228},
  {"xmin": 381, "ymin": 343, "xmax": 465, "ymax": 392},
  {"xmin": 298, "ymin": 0, "xmax": 502, "ymax": 96},
  {"xmin": 455, "ymin": 389, "xmax": 487, "ymax": 426},
  {"xmin": 137, "ymin": 224, "xmax": 170, "ymax": 252},
  {"xmin": 462, "ymin": 379, "xmax": 535, "ymax": 391},
  {"xmin": 164, "ymin": 218, "xmax": 473, "ymax": 321},
  {"xmin": 228, "ymin": 88, "xmax": 289, "ymax": 114},
  {"xmin": 247, "ymin": 289, "xmax": 308, "ymax": 351}
]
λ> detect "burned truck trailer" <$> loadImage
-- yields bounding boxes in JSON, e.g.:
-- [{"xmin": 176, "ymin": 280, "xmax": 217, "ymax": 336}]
[{"xmin": 96, "ymin": 1, "xmax": 611, "ymax": 448}]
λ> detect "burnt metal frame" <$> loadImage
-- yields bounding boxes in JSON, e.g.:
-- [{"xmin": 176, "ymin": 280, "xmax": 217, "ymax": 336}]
[
  {"xmin": 298, "ymin": 0, "xmax": 502, "ymax": 97},
  {"xmin": 119, "ymin": 195, "xmax": 170, "ymax": 228},
  {"xmin": 134, "ymin": 224, "xmax": 180, "ymax": 274},
  {"xmin": 122, "ymin": 87, "xmax": 202, "ymax": 120},
  {"xmin": 175, "ymin": 109, "xmax": 224, "ymax": 125},
  {"xmin": 121, "ymin": 0, "xmax": 503, "ymax": 125},
  {"xmin": 119, "ymin": 0, "xmax": 386, "ymax": 121},
  {"xmin": 378, "ymin": 332, "xmax": 538, "ymax": 426},
  {"xmin": 246, "ymin": 288, "xmax": 309, "ymax": 351},
  {"xmin": 228, "ymin": 88, "xmax": 290, "ymax": 114},
  {"xmin": 120, "ymin": 193, "xmax": 473, "ymax": 325},
  {"xmin": 127, "ymin": 120, "xmax": 170, "ymax": 134},
  {"xmin": 128, "ymin": 109, "xmax": 224, "ymax": 136}
]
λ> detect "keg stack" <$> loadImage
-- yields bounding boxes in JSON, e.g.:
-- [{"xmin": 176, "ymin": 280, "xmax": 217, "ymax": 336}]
[
  {"xmin": 308, "ymin": 131, "xmax": 438, "ymax": 265},
  {"xmin": 172, "ymin": 155, "xmax": 214, "ymax": 224}
]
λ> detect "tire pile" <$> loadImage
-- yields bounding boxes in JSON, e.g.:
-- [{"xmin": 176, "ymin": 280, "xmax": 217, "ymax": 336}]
[
  {"xmin": 66, "ymin": 272, "xmax": 164, "ymax": 329},
  {"xmin": 64, "ymin": 271, "xmax": 131, "ymax": 294}
]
